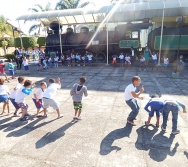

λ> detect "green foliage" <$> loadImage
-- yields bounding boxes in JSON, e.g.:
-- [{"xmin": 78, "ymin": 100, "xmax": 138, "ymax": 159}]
[
  {"xmin": 0, "ymin": 15, "xmax": 12, "ymax": 38},
  {"xmin": 0, "ymin": 40, "xmax": 2, "ymax": 47},
  {"xmin": 15, "ymin": 37, "xmax": 37, "ymax": 49},
  {"xmin": 37, "ymin": 36, "xmax": 46, "ymax": 46},
  {"xmin": 7, "ymin": 37, "xmax": 14, "ymax": 47},
  {"xmin": 2, "ymin": 40, "xmax": 8, "ymax": 47},
  {"xmin": 4, "ymin": 54, "xmax": 14, "ymax": 60}
]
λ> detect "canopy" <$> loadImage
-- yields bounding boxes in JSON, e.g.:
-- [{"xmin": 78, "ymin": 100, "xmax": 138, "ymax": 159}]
[{"xmin": 16, "ymin": 0, "xmax": 188, "ymax": 26}]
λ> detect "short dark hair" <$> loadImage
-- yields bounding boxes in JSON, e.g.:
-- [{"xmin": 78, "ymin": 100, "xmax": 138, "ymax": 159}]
[
  {"xmin": 151, "ymin": 93, "xmax": 159, "ymax": 98},
  {"xmin": 18, "ymin": 76, "xmax": 24, "ymax": 83},
  {"xmin": 24, "ymin": 80, "xmax": 32, "ymax": 87},
  {"xmin": 40, "ymin": 82, "xmax": 46, "ymax": 86},
  {"xmin": 49, "ymin": 78, "xmax": 55, "ymax": 83},
  {"xmin": 80, "ymin": 76, "xmax": 86, "ymax": 84},
  {"xmin": 132, "ymin": 76, "xmax": 141, "ymax": 83},
  {"xmin": 0, "ymin": 78, "xmax": 5, "ymax": 85}
]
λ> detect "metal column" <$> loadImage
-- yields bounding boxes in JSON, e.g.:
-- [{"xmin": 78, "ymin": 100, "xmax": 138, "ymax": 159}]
[
  {"xmin": 106, "ymin": 18, "xmax": 109, "ymax": 65},
  {"xmin": 158, "ymin": 9, "xmax": 165, "ymax": 65},
  {"xmin": 58, "ymin": 20, "xmax": 62, "ymax": 54}
]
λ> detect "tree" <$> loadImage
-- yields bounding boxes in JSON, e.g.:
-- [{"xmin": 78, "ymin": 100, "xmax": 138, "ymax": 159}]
[
  {"xmin": 0, "ymin": 15, "xmax": 12, "ymax": 39},
  {"xmin": 37, "ymin": 36, "xmax": 46, "ymax": 47},
  {"xmin": 15, "ymin": 37, "xmax": 37, "ymax": 49},
  {"xmin": 55, "ymin": 0, "xmax": 89, "ymax": 32},
  {"xmin": 1, "ymin": 40, "xmax": 8, "ymax": 55},
  {"xmin": 28, "ymin": 2, "xmax": 52, "ymax": 35}
]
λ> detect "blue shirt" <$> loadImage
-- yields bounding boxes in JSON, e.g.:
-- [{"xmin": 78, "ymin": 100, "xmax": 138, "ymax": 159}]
[{"xmin": 144, "ymin": 98, "xmax": 164, "ymax": 112}]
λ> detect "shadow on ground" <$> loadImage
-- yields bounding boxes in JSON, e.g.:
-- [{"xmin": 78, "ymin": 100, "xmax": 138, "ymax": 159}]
[
  {"xmin": 99, "ymin": 123, "xmax": 133, "ymax": 155},
  {"xmin": 35, "ymin": 121, "xmax": 77, "ymax": 149},
  {"xmin": 135, "ymin": 125, "xmax": 178, "ymax": 162}
]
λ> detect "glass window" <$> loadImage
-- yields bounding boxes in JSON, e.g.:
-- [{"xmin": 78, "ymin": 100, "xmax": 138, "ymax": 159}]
[{"xmin": 132, "ymin": 31, "xmax": 138, "ymax": 38}]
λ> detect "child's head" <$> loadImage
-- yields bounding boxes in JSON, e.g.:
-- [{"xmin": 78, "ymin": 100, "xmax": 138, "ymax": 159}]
[
  {"xmin": 0, "ymin": 78, "xmax": 5, "ymax": 85},
  {"xmin": 0, "ymin": 60, "xmax": 3, "ymax": 64},
  {"xmin": 79, "ymin": 76, "xmax": 86, "ymax": 85},
  {"xmin": 40, "ymin": 82, "xmax": 47, "ymax": 89},
  {"xmin": 151, "ymin": 93, "xmax": 159, "ymax": 98},
  {"xmin": 18, "ymin": 76, "xmax": 24, "ymax": 84},
  {"xmin": 9, "ymin": 59, "xmax": 12, "ymax": 63},
  {"xmin": 132, "ymin": 76, "xmax": 141, "ymax": 86},
  {"xmin": 180, "ymin": 55, "xmax": 183, "ymax": 59},
  {"xmin": 23, "ymin": 57, "xmax": 26, "ymax": 60},
  {"xmin": 23, "ymin": 80, "xmax": 32, "ymax": 88},
  {"xmin": 49, "ymin": 78, "xmax": 55, "ymax": 84}
]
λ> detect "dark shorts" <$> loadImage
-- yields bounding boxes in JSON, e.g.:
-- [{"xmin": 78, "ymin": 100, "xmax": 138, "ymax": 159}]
[
  {"xmin": 149, "ymin": 110, "xmax": 161, "ymax": 117},
  {"xmin": 10, "ymin": 98, "xmax": 20, "ymax": 109},
  {"xmin": 120, "ymin": 59, "xmax": 124, "ymax": 63},
  {"xmin": 18, "ymin": 102, "xmax": 28, "ymax": 111},
  {"xmin": 9, "ymin": 69, "xmax": 14, "ymax": 75},
  {"xmin": 0, "ymin": 95, "xmax": 9, "ymax": 103},
  {"xmin": 152, "ymin": 60, "xmax": 157, "ymax": 64},
  {"xmin": 32, "ymin": 98, "xmax": 43, "ymax": 109},
  {"xmin": 24, "ymin": 65, "xmax": 29, "ymax": 70},
  {"xmin": 73, "ymin": 102, "xmax": 82, "ymax": 110}
]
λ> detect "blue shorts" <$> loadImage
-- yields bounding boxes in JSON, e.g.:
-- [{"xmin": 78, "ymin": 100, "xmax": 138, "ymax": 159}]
[
  {"xmin": 32, "ymin": 98, "xmax": 43, "ymax": 109},
  {"xmin": 120, "ymin": 59, "xmax": 124, "ymax": 63},
  {"xmin": 149, "ymin": 110, "xmax": 161, "ymax": 117},
  {"xmin": 9, "ymin": 69, "xmax": 14, "ymax": 75},
  {"xmin": 0, "ymin": 95, "xmax": 9, "ymax": 103},
  {"xmin": 10, "ymin": 98, "xmax": 20, "ymax": 109},
  {"xmin": 24, "ymin": 65, "xmax": 29, "ymax": 70},
  {"xmin": 163, "ymin": 64, "xmax": 168, "ymax": 67},
  {"xmin": 152, "ymin": 60, "xmax": 157, "ymax": 64},
  {"xmin": 88, "ymin": 60, "xmax": 92, "ymax": 64},
  {"xmin": 140, "ymin": 62, "xmax": 144, "ymax": 65}
]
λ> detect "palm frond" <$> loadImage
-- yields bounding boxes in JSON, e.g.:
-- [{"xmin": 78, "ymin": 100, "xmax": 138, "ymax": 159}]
[
  {"xmin": 34, "ymin": 4, "xmax": 44, "ymax": 11},
  {"xmin": 28, "ymin": 8, "xmax": 39, "ymax": 12},
  {"xmin": 78, "ymin": 2, "xmax": 90, "ymax": 8},
  {"xmin": 28, "ymin": 24, "xmax": 41, "ymax": 34}
]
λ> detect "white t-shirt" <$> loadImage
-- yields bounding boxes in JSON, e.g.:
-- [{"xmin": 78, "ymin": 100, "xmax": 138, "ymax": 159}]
[
  {"xmin": 124, "ymin": 84, "xmax": 136, "ymax": 101},
  {"xmin": 140, "ymin": 57, "xmax": 145, "ymax": 62},
  {"xmin": 34, "ymin": 88, "xmax": 45, "ymax": 99},
  {"xmin": 125, "ymin": 56, "xmax": 131, "ymax": 62},
  {"xmin": 43, "ymin": 83, "xmax": 61, "ymax": 99},
  {"xmin": 113, "ymin": 57, "xmax": 116, "ymax": 60},
  {"xmin": 10, "ymin": 83, "xmax": 22, "ymax": 99},
  {"xmin": 131, "ymin": 50, "xmax": 134, "ymax": 56},
  {"xmin": 15, "ymin": 86, "xmax": 28, "ymax": 103},
  {"xmin": 119, "ymin": 55, "xmax": 124, "ymax": 59},
  {"xmin": 164, "ymin": 58, "xmax": 169, "ymax": 64},
  {"xmin": 152, "ymin": 54, "xmax": 157, "ymax": 60},
  {"xmin": 23, "ymin": 59, "xmax": 28, "ymax": 66},
  {"xmin": 0, "ymin": 85, "xmax": 9, "ymax": 95},
  {"xmin": 87, "ymin": 55, "xmax": 93, "ymax": 60},
  {"xmin": 54, "ymin": 57, "xmax": 59, "ymax": 62}
]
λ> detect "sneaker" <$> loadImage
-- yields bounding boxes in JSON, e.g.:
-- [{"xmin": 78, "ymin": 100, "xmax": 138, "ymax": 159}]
[
  {"xmin": 13, "ymin": 113, "xmax": 19, "ymax": 117},
  {"xmin": 172, "ymin": 130, "xmax": 180, "ymax": 135},
  {"xmin": 25, "ymin": 113, "xmax": 31, "ymax": 116},
  {"xmin": 161, "ymin": 126, "xmax": 166, "ymax": 131},
  {"xmin": 77, "ymin": 116, "xmax": 82, "ymax": 120},
  {"xmin": 20, "ymin": 116, "xmax": 28, "ymax": 121},
  {"xmin": 73, "ymin": 116, "xmax": 77, "ymax": 119},
  {"xmin": 127, "ymin": 121, "xmax": 136, "ymax": 126}
]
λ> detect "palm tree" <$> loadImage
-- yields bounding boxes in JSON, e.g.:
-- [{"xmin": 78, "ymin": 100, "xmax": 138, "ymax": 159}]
[
  {"xmin": 55, "ymin": 0, "xmax": 89, "ymax": 32},
  {"xmin": 28, "ymin": 2, "xmax": 52, "ymax": 35}
]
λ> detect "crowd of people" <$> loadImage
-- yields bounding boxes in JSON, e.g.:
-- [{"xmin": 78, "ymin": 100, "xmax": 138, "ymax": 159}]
[{"xmin": 0, "ymin": 75, "xmax": 88, "ymax": 121}]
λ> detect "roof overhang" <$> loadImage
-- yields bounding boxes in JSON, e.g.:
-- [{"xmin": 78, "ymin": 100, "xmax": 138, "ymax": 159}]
[{"xmin": 16, "ymin": 0, "xmax": 188, "ymax": 26}]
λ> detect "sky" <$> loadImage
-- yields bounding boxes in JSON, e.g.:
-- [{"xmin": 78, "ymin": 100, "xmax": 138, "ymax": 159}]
[{"xmin": 0, "ymin": 0, "xmax": 111, "ymax": 35}]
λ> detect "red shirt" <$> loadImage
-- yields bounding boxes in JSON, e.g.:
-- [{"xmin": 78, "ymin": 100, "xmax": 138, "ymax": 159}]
[{"xmin": 0, "ymin": 63, "xmax": 5, "ymax": 73}]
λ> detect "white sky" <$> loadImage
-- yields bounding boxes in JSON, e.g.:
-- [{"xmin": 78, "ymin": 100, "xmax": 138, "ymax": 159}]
[{"xmin": 0, "ymin": 0, "xmax": 111, "ymax": 34}]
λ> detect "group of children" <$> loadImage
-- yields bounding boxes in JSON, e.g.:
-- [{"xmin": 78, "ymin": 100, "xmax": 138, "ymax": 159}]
[{"xmin": 0, "ymin": 76, "xmax": 88, "ymax": 121}]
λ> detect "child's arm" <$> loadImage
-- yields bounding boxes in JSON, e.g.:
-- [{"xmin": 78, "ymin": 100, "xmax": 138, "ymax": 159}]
[
  {"xmin": 144, "ymin": 101, "xmax": 151, "ymax": 112},
  {"xmin": 176, "ymin": 101, "xmax": 186, "ymax": 113},
  {"xmin": 22, "ymin": 88, "xmax": 33, "ymax": 95},
  {"xmin": 34, "ymin": 93, "xmax": 38, "ymax": 101}
]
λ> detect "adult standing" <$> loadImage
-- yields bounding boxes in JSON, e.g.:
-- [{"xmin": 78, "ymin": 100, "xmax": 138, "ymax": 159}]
[
  {"xmin": 14, "ymin": 48, "xmax": 19, "ymax": 69},
  {"xmin": 25, "ymin": 49, "xmax": 30, "ymax": 61},
  {"xmin": 125, "ymin": 76, "xmax": 144, "ymax": 126},
  {"xmin": 18, "ymin": 48, "xmax": 23, "ymax": 70},
  {"xmin": 39, "ymin": 50, "xmax": 45, "ymax": 66},
  {"xmin": 130, "ymin": 47, "xmax": 135, "ymax": 66},
  {"xmin": 144, "ymin": 46, "xmax": 151, "ymax": 67},
  {"xmin": 32, "ymin": 49, "xmax": 36, "ymax": 61}
]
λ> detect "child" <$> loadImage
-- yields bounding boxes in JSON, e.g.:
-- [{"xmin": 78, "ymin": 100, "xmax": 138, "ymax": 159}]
[
  {"xmin": 87, "ymin": 54, "xmax": 93, "ymax": 66},
  {"xmin": 32, "ymin": 82, "xmax": 47, "ymax": 117},
  {"xmin": 0, "ymin": 60, "xmax": 9, "ymax": 82},
  {"xmin": 161, "ymin": 98, "xmax": 186, "ymax": 134},
  {"xmin": 35, "ymin": 59, "xmax": 42, "ymax": 71},
  {"xmin": 43, "ymin": 58, "xmax": 48, "ymax": 69},
  {"xmin": 71, "ymin": 53, "xmax": 75, "ymax": 66},
  {"xmin": 151, "ymin": 52, "xmax": 158, "ymax": 71},
  {"xmin": 112, "ymin": 55, "xmax": 117, "ymax": 66},
  {"xmin": 9, "ymin": 76, "xmax": 24, "ymax": 116},
  {"xmin": 163, "ymin": 56, "xmax": 169, "ymax": 70},
  {"xmin": 23, "ymin": 57, "xmax": 29, "ymax": 73},
  {"xmin": 54, "ymin": 56, "xmax": 59, "ymax": 67},
  {"xmin": 48, "ymin": 57, "xmax": 52, "ymax": 68},
  {"xmin": 61, "ymin": 54, "xmax": 65, "ymax": 66},
  {"xmin": 144, "ymin": 94, "xmax": 164, "ymax": 127},
  {"xmin": 82, "ymin": 55, "xmax": 86, "ymax": 66},
  {"xmin": 70, "ymin": 76, "xmax": 88, "ymax": 120},
  {"xmin": 139, "ymin": 56, "xmax": 145, "ymax": 71},
  {"xmin": 119, "ymin": 53, "xmax": 124, "ymax": 68},
  {"xmin": 0, "ymin": 78, "xmax": 10, "ymax": 115},
  {"xmin": 8, "ymin": 59, "xmax": 15, "ymax": 79},
  {"xmin": 42, "ymin": 77, "xmax": 62, "ymax": 118},
  {"xmin": 76, "ymin": 53, "xmax": 81, "ymax": 66},
  {"xmin": 67, "ymin": 56, "xmax": 71, "ymax": 66},
  {"xmin": 15, "ymin": 80, "xmax": 35, "ymax": 121},
  {"xmin": 125, "ymin": 54, "xmax": 131, "ymax": 67}
]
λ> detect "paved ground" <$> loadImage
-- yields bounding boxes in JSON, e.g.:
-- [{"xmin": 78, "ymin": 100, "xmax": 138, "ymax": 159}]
[{"xmin": 0, "ymin": 63, "xmax": 188, "ymax": 167}]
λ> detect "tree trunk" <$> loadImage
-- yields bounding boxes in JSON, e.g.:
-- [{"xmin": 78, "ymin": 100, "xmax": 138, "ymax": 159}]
[{"xmin": 3, "ymin": 46, "xmax": 6, "ymax": 56}]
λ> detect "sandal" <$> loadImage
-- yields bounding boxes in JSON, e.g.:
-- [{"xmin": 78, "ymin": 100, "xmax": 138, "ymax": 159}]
[{"xmin": 127, "ymin": 121, "xmax": 136, "ymax": 126}]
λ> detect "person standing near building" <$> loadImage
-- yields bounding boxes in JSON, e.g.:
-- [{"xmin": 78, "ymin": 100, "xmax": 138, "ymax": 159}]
[
  {"xmin": 18, "ymin": 48, "xmax": 23, "ymax": 70},
  {"xmin": 119, "ymin": 53, "xmax": 124, "ymax": 68},
  {"xmin": 144, "ymin": 46, "xmax": 151, "ymax": 69},
  {"xmin": 25, "ymin": 49, "xmax": 30, "ymax": 61},
  {"xmin": 125, "ymin": 76, "xmax": 144, "ymax": 126},
  {"xmin": 130, "ymin": 47, "xmax": 135, "ymax": 66},
  {"xmin": 151, "ymin": 52, "xmax": 158, "ymax": 71},
  {"xmin": 32, "ymin": 49, "xmax": 36, "ymax": 61},
  {"xmin": 14, "ymin": 48, "xmax": 19, "ymax": 69}
]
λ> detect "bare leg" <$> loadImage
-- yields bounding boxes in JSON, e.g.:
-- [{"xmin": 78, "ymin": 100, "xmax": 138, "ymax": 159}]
[
  {"xmin": 146, "ymin": 116, "xmax": 152, "ymax": 124},
  {"xmin": 36, "ymin": 109, "xmax": 40, "ymax": 116},
  {"xmin": 156, "ymin": 116, "xmax": 160, "ymax": 126},
  {"xmin": 56, "ymin": 108, "xmax": 60, "ymax": 118},
  {"xmin": 14, "ymin": 109, "xmax": 19, "ymax": 115},
  {"xmin": 21, "ymin": 110, "xmax": 27, "ymax": 118},
  {"xmin": 77, "ymin": 110, "xmax": 82, "ymax": 117},
  {"xmin": 43, "ymin": 108, "xmax": 47, "ymax": 116},
  {"xmin": 4, "ymin": 74, "xmax": 9, "ymax": 82},
  {"xmin": 1, "ymin": 102, "xmax": 7, "ymax": 114},
  {"xmin": 75, "ymin": 110, "xmax": 78, "ymax": 117},
  {"xmin": 6, "ymin": 102, "xmax": 10, "ymax": 114}
]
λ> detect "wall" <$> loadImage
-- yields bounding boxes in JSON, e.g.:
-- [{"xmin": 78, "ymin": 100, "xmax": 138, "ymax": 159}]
[{"xmin": 0, "ymin": 47, "xmax": 15, "ymax": 56}]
